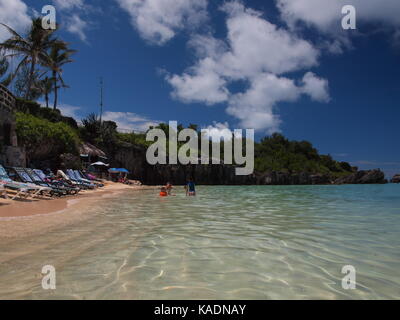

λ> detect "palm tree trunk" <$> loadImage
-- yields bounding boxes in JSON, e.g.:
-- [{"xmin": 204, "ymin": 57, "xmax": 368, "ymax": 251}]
[
  {"xmin": 25, "ymin": 58, "xmax": 36, "ymax": 99},
  {"xmin": 45, "ymin": 92, "xmax": 49, "ymax": 108},
  {"xmin": 53, "ymin": 71, "xmax": 58, "ymax": 110}
]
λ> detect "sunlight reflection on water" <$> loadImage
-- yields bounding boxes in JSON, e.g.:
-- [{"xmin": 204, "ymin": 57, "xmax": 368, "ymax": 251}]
[{"xmin": 0, "ymin": 185, "xmax": 399, "ymax": 299}]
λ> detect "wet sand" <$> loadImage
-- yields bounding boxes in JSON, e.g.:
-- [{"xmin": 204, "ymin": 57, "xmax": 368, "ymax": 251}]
[{"xmin": 0, "ymin": 182, "xmax": 153, "ymax": 241}]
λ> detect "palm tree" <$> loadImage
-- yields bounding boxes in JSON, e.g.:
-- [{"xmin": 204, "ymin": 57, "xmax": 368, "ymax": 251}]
[
  {"xmin": 47, "ymin": 41, "xmax": 76, "ymax": 110},
  {"xmin": 82, "ymin": 113, "xmax": 102, "ymax": 143},
  {"xmin": 38, "ymin": 76, "xmax": 53, "ymax": 108},
  {"xmin": 0, "ymin": 18, "xmax": 56, "ymax": 99},
  {"xmin": 13, "ymin": 64, "xmax": 42, "ymax": 99},
  {"xmin": 0, "ymin": 51, "xmax": 12, "ymax": 86}
]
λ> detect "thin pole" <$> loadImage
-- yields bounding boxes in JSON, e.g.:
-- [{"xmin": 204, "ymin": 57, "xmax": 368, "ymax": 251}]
[{"xmin": 99, "ymin": 77, "xmax": 103, "ymax": 123}]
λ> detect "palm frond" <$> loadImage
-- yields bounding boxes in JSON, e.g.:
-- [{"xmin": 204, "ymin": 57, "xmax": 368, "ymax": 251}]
[
  {"xmin": 0, "ymin": 23, "xmax": 24, "ymax": 40},
  {"xmin": 8, "ymin": 55, "xmax": 29, "ymax": 83}
]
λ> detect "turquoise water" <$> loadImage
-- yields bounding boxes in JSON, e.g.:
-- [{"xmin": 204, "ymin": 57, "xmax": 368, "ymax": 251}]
[{"xmin": 0, "ymin": 185, "xmax": 399, "ymax": 299}]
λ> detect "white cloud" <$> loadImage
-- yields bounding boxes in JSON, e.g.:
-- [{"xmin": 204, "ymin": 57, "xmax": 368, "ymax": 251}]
[
  {"xmin": 66, "ymin": 14, "xmax": 88, "ymax": 42},
  {"xmin": 202, "ymin": 121, "xmax": 233, "ymax": 142},
  {"xmin": 276, "ymin": 0, "xmax": 400, "ymax": 54},
  {"xmin": 38, "ymin": 102, "xmax": 83, "ymax": 121},
  {"xmin": 166, "ymin": 58, "xmax": 229, "ymax": 105},
  {"xmin": 51, "ymin": 0, "xmax": 91, "ymax": 42},
  {"xmin": 116, "ymin": 0, "xmax": 208, "ymax": 45},
  {"xmin": 218, "ymin": 1, "xmax": 319, "ymax": 77},
  {"xmin": 277, "ymin": 0, "xmax": 400, "ymax": 45},
  {"xmin": 0, "ymin": 0, "xmax": 31, "ymax": 42},
  {"xmin": 277, "ymin": 0, "xmax": 342, "ymax": 31},
  {"xmin": 277, "ymin": 0, "xmax": 400, "ymax": 29},
  {"xmin": 301, "ymin": 72, "xmax": 330, "ymax": 102},
  {"xmin": 39, "ymin": 105, "xmax": 157, "ymax": 132},
  {"xmin": 227, "ymin": 73, "xmax": 300, "ymax": 133},
  {"xmin": 57, "ymin": 103, "xmax": 83, "ymax": 119},
  {"xmin": 166, "ymin": 1, "xmax": 329, "ymax": 133},
  {"xmin": 52, "ymin": 0, "xmax": 84, "ymax": 11},
  {"xmin": 102, "ymin": 111, "xmax": 160, "ymax": 132}
]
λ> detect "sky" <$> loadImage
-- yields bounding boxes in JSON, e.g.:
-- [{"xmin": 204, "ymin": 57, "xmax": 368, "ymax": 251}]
[{"xmin": 1, "ymin": 0, "xmax": 399, "ymax": 177}]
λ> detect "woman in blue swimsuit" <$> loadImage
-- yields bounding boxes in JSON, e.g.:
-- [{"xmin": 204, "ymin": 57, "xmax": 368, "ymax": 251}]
[{"xmin": 185, "ymin": 177, "xmax": 196, "ymax": 196}]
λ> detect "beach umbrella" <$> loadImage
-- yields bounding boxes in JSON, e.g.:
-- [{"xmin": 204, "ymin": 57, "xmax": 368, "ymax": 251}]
[
  {"xmin": 108, "ymin": 168, "xmax": 130, "ymax": 173},
  {"xmin": 91, "ymin": 161, "xmax": 109, "ymax": 167}
]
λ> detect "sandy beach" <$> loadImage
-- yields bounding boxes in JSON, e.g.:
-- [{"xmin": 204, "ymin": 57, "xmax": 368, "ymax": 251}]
[{"xmin": 0, "ymin": 182, "xmax": 153, "ymax": 241}]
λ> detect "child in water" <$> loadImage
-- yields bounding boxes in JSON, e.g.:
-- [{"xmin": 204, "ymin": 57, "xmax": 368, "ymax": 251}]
[{"xmin": 160, "ymin": 186, "xmax": 168, "ymax": 197}]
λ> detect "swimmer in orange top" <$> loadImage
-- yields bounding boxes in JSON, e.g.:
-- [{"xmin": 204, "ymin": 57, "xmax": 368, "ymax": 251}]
[{"xmin": 160, "ymin": 186, "xmax": 168, "ymax": 197}]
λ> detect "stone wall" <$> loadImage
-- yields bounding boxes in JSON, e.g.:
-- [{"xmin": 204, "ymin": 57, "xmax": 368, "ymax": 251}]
[{"xmin": 0, "ymin": 84, "xmax": 26, "ymax": 167}]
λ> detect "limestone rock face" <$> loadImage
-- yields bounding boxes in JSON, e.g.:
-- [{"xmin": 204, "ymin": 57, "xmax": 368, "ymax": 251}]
[
  {"xmin": 111, "ymin": 145, "xmax": 387, "ymax": 185},
  {"xmin": 391, "ymin": 174, "xmax": 400, "ymax": 183},
  {"xmin": 334, "ymin": 169, "xmax": 387, "ymax": 185},
  {"xmin": 0, "ymin": 84, "xmax": 26, "ymax": 167}
]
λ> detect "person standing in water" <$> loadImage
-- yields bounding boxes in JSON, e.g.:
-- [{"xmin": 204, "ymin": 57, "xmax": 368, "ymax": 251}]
[
  {"xmin": 185, "ymin": 177, "xmax": 196, "ymax": 196},
  {"xmin": 166, "ymin": 182, "xmax": 173, "ymax": 195}
]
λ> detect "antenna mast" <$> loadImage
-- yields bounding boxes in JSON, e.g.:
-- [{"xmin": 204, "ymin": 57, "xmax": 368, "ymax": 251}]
[{"xmin": 99, "ymin": 77, "xmax": 103, "ymax": 123}]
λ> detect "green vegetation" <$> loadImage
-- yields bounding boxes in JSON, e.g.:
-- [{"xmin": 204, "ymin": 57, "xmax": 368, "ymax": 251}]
[
  {"xmin": 79, "ymin": 113, "xmax": 121, "ymax": 149},
  {"xmin": 16, "ymin": 112, "xmax": 80, "ymax": 161},
  {"xmin": 0, "ymin": 18, "xmax": 75, "ymax": 105},
  {"xmin": 83, "ymin": 119, "xmax": 353, "ymax": 177},
  {"xmin": 16, "ymin": 98, "xmax": 78, "ymax": 128},
  {"xmin": 116, "ymin": 132, "xmax": 151, "ymax": 148},
  {"xmin": 38, "ymin": 76, "xmax": 53, "ymax": 108},
  {"xmin": 13, "ymin": 105, "xmax": 353, "ymax": 178},
  {"xmin": 254, "ymin": 133, "xmax": 353, "ymax": 176}
]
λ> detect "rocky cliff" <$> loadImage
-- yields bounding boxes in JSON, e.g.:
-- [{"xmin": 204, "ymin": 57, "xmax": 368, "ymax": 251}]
[
  {"xmin": 0, "ymin": 84, "xmax": 26, "ymax": 167},
  {"xmin": 333, "ymin": 169, "xmax": 387, "ymax": 184},
  {"xmin": 110, "ymin": 145, "xmax": 387, "ymax": 185},
  {"xmin": 391, "ymin": 174, "xmax": 400, "ymax": 183}
]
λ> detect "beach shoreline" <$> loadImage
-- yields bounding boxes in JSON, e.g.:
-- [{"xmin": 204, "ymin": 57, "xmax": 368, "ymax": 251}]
[{"xmin": 0, "ymin": 182, "xmax": 154, "ymax": 241}]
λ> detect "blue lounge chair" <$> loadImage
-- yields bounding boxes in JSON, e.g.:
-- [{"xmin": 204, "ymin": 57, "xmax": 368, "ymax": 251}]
[
  {"xmin": 66, "ymin": 169, "xmax": 96, "ymax": 189},
  {"xmin": 24, "ymin": 168, "xmax": 68, "ymax": 196},
  {"xmin": 57, "ymin": 170, "xmax": 88, "ymax": 190},
  {"xmin": 77, "ymin": 171, "xmax": 104, "ymax": 187},
  {"xmin": 0, "ymin": 165, "xmax": 36, "ymax": 200},
  {"xmin": 12, "ymin": 167, "xmax": 54, "ymax": 198},
  {"xmin": 33, "ymin": 169, "xmax": 79, "ymax": 195},
  {"xmin": 73, "ymin": 170, "xmax": 101, "ymax": 188}
]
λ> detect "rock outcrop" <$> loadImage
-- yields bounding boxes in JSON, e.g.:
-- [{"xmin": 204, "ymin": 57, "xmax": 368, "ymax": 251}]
[
  {"xmin": 111, "ymin": 145, "xmax": 387, "ymax": 185},
  {"xmin": 334, "ymin": 169, "xmax": 387, "ymax": 185},
  {"xmin": 391, "ymin": 174, "xmax": 400, "ymax": 183},
  {"xmin": 0, "ymin": 84, "xmax": 26, "ymax": 167}
]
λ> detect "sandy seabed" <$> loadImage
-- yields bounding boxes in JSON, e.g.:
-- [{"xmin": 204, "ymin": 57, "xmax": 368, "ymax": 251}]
[{"xmin": 0, "ymin": 182, "xmax": 153, "ymax": 242}]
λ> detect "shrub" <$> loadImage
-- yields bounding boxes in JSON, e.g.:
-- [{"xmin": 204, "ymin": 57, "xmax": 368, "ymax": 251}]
[
  {"xmin": 15, "ymin": 98, "xmax": 78, "ymax": 128},
  {"xmin": 254, "ymin": 134, "xmax": 353, "ymax": 175},
  {"xmin": 116, "ymin": 132, "xmax": 151, "ymax": 148},
  {"xmin": 16, "ymin": 112, "xmax": 80, "ymax": 160}
]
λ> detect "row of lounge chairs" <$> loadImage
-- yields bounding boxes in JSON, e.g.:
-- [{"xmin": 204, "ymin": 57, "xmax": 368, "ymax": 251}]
[{"xmin": 0, "ymin": 165, "xmax": 104, "ymax": 201}]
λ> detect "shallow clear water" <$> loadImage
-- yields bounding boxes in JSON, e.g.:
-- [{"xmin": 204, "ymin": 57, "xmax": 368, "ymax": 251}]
[{"xmin": 0, "ymin": 185, "xmax": 399, "ymax": 299}]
